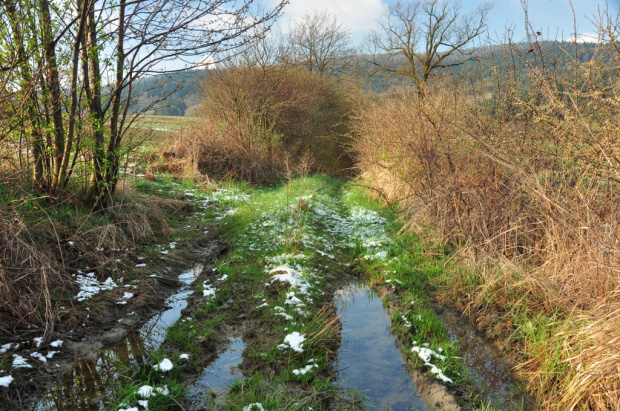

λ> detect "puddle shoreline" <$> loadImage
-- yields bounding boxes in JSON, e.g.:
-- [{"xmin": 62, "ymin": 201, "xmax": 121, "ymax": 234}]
[
  {"xmin": 33, "ymin": 265, "xmax": 204, "ymax": 410},
  {"xmin": 334, "ymin": 283, "xmax": 430, "ymax": 411}
]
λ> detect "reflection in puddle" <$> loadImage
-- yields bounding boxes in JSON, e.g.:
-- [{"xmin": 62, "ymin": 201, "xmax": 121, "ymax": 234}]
[
  {"xmin": 443, "ymin": 311, "xmax": 531, "ymax": 410},
  {"xmin": 335, "ymin": 283, "xmax": 428, "ymax": 411},
  {"xmin": 34, "ymin": 266, "xmax": 202, "ymax": 410},
  {"xmin": 190, "ymin": 337, "xmax": 245, "ymax": 397},
  {"xmin": 140, "ymin": 288, "xmax": 192, "ymax": 350},
  {"xmin": 35, "ymin": 334, "xmax": 148, "ymax": 410}
]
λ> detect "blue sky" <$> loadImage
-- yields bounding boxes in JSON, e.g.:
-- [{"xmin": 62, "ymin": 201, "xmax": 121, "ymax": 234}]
[{"xmin": 265, "ymin": 0, "xmax": 620, "ymax": 45}]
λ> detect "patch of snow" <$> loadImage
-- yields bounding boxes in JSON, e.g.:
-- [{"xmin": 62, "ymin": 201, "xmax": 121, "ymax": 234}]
[
  {"xmin": 118, "ymin": 408, "xmax": 139, "ymax": 411},
  {"xmin": 49, "ymin": 340, "xmax": 63, "ymax": 348},
  {"xmin": 30, "ymin": 352, "xmax": 47, "ymax": 363},
  {"xmin": 282, "ymin": 332, "xmax": 305, "ymax": 352},
  {"xmin": 292, "ymin": 363, "xmax": 318, "ymax": 375},
  {"xmin": 116, "ymin": 301, "xmax": 128, "ymax": 305},
  {"xmin": 135, "ymin": 263, "xmax": 146, "ymax": 268},
  {"xmin": 155, "ymin": 385, "xmax": 170, "ymax": 395},
  {"xmin": 46, "ymin": 351, "xmax": 59, "ymax": 359},
  {"xmin": 138, "ymin": 400, "xmax": 149, "ymax": 409},
  {"xmin": 33, "ymin": 337, "xmax": 43, "ymax": 347},
  {"xmin": 179, "ymin": 354, "xmax": 189, "ymax": 360},
  {"xmin": 411, "ymin": 346, "xmax": 452, "ymax": 383},
  {"xmin": 0, "ymin": 343, "xmax": 13, "ymax": 354},
  {"xmin": 12, "ymin": 355, "xmax": 31, "ymax": 369},
  {"xmin": 243, "ymin": 403, "xmax": 265, "ymax": 411},
  {"xmin": 0, "ymin": 375, "xmax": 13, "ymax": 387},
  {"xmin": 153, "ymin": 358, "xmax": 173, "ymax": 372},
  {"xmin": 275, "ymin": 312, "xmax": 293, "ymax": 321},
  {"xmin": 218, "ymin": 274, "xmax": 228, "ymax": 281},
  {"xmin": 316, "ymin": 249, "xmax": 334, "ymax": 259},
  {"xmin": 75, "ymin": 274, "xmax": 118, "ymax": 301},
  {"xmin": 267, "ymin": 264, "xmax": 312, "ymax": 295},
  {"xmin": 202, "ymin": 281, "xmax": 216, "ymax": 298},
  {"xmin": 137, "ymin": 385, "xmax": 154, "ymax": 398}
]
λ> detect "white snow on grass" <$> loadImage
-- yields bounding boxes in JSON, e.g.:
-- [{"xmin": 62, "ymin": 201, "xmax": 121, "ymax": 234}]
[
  {"xmin": 49, "ymin": 340, "xmax": 63, "ymax": 348},
  {"xmin": 12, "ymin": 355, "xmax": 31, "ymax": 369},
  {"xmin": 153, "ymin": 358, "xmax": 173, "ymax": 372},
  {"xmin": 46, "ymin": 351, "xmax": 59, "ymax": 359},
  {"xmin": 0, "ymin": 375, "xmax": 13, "ymax": 387},
  {"xmin": 138, "ymin": 399, "xmax": 149, "ymax": 409},
  {"xmin": 75, "ymin": 273, "xmax": 117, "ymax": 301},
  {"xmin": 281, "ymin": 332, "xmax": 305, "ymax": 352},
  {"xmin": 155, "ymin": 385, "xmax": 170, "ymax": 395},
  {"xmin": 30, "ymin": 352, "xmax": 46, "ymax": 363},
  {"xmin": 135, "ymin": 263, "xmax": 146, "ymax": 268},
  {"xmin": 274, "ymin": 312, "xmax": 293, "ymax": 321},
  {"xmin": 267, "ymin": 265, "xmax": 312, "ymax": 295},
  {"xmin": 202, "ymin": 281, "xmax": 216, "ymax": 298},
  {"xmin": 243, "ymin": 403, "xmax": 265, "ymax": 411},
  {"xmin": 411, "ymin": 346, "xmax": 446, "ymax": 362},
  {"xmin": 292, "ymin": 363, "xmax": 318, "ymax": 376},
  {"xmin": 411, "ymin": 345, "xmax": 452, "ymax": 383},
  {"xmin": 118, "ymin": 407, "xmax": 138, "ymax": 411},
  {"xmin": 0, "ymin": 343, "xmax": 13, "ymax": 354},
  {"xmin": 217, "ymin": 274, "xmax": 228, "ymax": 281},
  {"xmin": 33, "ymin": 337, "xmax": 43, "ymax": 348},
  {"xmin": 179, "ymin": 354, "xmax": 189, "ymax": 360},
  {"xmin": 137, "ymin": 385, "xmax": 154, "ymax": 398}
]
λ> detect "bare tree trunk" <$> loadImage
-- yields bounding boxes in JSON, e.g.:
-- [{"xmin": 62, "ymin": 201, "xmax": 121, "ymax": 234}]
[
  {"xmin": 39, "ymin": 0, "xmax": 66, "ymax": 193},
  {"xmin": 82, "ymin": 0, "xmax": 105, "ymax": 205},
  {"xmin": 58, "ymin": 0, "xmax": 88, "ymax": 190},
  {"xmin": 2, "ymin": 0, "xmax": 46, "ymax": 187}
]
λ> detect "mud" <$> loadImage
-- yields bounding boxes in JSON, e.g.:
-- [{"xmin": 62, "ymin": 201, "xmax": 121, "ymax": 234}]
[{"xmin": 1, "ymin": 234, "xmax": 225, "ymax": 411}]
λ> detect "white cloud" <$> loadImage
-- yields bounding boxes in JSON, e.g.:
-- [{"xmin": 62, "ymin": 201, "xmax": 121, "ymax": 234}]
[
  {"xmin": 569, "ymin": 32, "xmax": 601, "ymax": 43},
  {"xmin": 268, "ymin": 0, "xmax": 386, "ymax": 43}
]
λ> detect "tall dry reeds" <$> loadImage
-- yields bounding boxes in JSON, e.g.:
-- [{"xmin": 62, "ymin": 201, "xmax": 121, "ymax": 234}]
[{"xmin": 352, "ymin": 23, "xmax": 620, "ymax": 410}]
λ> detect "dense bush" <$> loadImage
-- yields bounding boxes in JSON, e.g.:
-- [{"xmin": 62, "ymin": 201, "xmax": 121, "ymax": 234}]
[{"xmin": 155, "ymin": 65, "xmax": 354, "ymax": 183}]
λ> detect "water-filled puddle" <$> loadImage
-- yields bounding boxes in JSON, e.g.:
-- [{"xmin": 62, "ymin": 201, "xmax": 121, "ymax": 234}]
[
  {"xmin": 335, "ymin": 283, "xmax": 428, "ymax": 411},
  {"xmin": 34, "ymin": 266, "xmax": 202, "ymax": 410},
  {"xmin": 188, "ymin": 337, "xmax": 245, "ymax": 404}
]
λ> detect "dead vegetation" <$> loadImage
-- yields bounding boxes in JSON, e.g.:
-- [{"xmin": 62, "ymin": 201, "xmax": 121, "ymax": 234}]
[
  {"xmin": 352, "ymin": 28, "xmax": 620, "ymax": 411},
  {"xmin": 153, "ymin": 65, "xmax": 354, "ymax": 183},
  {"xmin": 0, "ymin": 174, "xmax": 192, "ymax": 342}
]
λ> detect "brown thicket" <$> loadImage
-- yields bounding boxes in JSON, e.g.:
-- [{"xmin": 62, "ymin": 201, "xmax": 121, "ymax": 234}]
[
  {"xmin": 353, "ymin": 30, "xmax": 620, "ymax": 411},
  {"xmin": 157, "ymin": 65, "xmax": 354, "ymax": 183}
]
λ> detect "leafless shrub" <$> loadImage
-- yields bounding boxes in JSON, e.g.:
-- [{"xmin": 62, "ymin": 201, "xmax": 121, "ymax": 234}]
[
  {"xmin": 155, "ymin": 63, "xmax": 353, "ymax": 183},
  {"xmin": 353, "ymin": 14, "xmax": 620, "ymax": 408}
]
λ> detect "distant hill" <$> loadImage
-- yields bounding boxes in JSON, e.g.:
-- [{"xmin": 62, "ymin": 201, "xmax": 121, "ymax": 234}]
[
  {"xmin": 129, "ymin": 70, "xmax": 208, "ymax": 116},
  {"xmin": 126, "ymin": 41, "xmax": 601, "ymax": 115}
]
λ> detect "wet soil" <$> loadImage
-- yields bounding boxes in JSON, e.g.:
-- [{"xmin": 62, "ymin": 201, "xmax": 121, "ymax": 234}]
[
  {"xmin": 374, "ymin": 282, "xmax": 532, "ymax": 411},
  {"xmin": 4, "ymin": 239, "xmax": 529, "ymax": 411},
  {"xmin": 1, "ymin": 233, "xmax": 226, "ymax": 411}
]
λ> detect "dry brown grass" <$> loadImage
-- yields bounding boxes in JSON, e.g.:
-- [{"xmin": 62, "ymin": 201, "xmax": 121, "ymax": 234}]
[
  {"xmin": 0, "ymin": 176, "xmax": 190, "ymax": 341},
  {"xmin": 352, "ymin": 35, "xmax": 620, "ymax": 410}
]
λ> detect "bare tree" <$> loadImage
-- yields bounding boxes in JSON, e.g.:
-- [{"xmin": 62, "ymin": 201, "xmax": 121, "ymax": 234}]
[
  {"xmin": 284, "ymin": 10, "xmax": 356, "ymax": 78},
  {"xmin": 0, "ymin": 0, "xmax": 285, "ymax": 208},
  {"xmin": 367, "ymin": 0, "xmax": 492, "ymax": 97}
]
